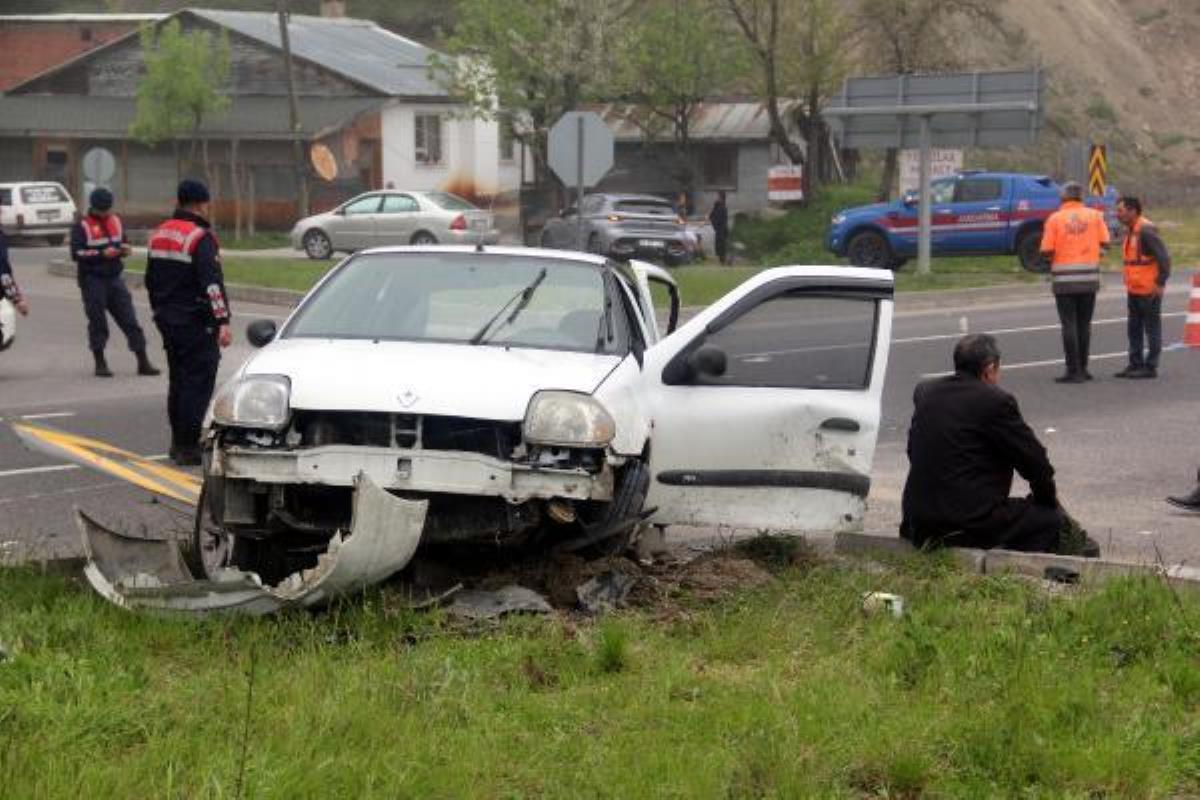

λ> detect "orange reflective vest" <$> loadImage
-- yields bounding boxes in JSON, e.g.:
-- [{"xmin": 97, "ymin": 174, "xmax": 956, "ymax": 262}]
[
  {"xmin": 1122, "ymin": 217, "xmax": 1160, "ymax": 296},
  {"xmin": 80, "ymin": 213, "xmax": 123, "ymax": 251}
]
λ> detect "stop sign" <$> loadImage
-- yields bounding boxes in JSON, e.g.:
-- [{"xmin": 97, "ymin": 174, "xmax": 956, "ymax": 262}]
[{"xmin": 547, "ymin": 111, "xmax": 613, "ymax": 188}]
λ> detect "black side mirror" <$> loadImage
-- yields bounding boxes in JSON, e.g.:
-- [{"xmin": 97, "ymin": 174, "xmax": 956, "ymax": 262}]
[
  {"xmin": 686, "ymin": 344, "xmax": 727, "ymax": 378},
  {"xmin": 246, "ymin": 319, "xmax": 277, "ymax": 348},
  {"xmin": 902, "ymin": 191, "xmax": 918, "ymax": 206}
]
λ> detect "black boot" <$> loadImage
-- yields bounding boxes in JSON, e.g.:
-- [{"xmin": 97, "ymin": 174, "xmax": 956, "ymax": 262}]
[
  {"xmin": 92, "ymin": 350, "xmax": 113, "ymax": 378},
  {"xmin": 135, "ymin": 349, "xmax": 161, "ymax": 376}
]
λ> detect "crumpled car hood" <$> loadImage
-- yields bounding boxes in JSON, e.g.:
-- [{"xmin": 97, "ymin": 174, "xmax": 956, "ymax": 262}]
[{"xmin": 243, "ymin": 339, "xmax": 623, "ymax": 419}]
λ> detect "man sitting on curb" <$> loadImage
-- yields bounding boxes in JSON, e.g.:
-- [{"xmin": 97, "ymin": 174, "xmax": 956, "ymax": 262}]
[
  {"xmin": 1167, "ymin": 468, "xmax": 1200, "ymax": 512},
  {"xmin": 900, "ymin": 333, "xmax": 1099, "ymax": 557}
]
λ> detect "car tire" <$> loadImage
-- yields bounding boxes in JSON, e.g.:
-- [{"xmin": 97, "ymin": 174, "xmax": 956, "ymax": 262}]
[
  {"xmin": 846, "ymin": 230, "xmax": 895, "ymax": 269},
  {"xmin": 303, "ymin": 229, "xmax": 333, "ymax": 260},
  {"xmin": 539, "ymin": 230, "xmax": 553, "ymax": 248},
  {"xmin": 586, "ymin": 233, "xmax": 603, "ymax": 256},
  {"xmin": 410, "ymin": 231, "xmax": 438, "ymax": 245},
  {"xmin": 1017, "ymin": 228, "xmax": 1049, "ymax": 274},
  {"xmin": 583, "ymin": 460, "xmax": 650, "ymax": 558},
  {"xmin": 46, "ymin": 235, "xmax": 64, "ymax": 247}
]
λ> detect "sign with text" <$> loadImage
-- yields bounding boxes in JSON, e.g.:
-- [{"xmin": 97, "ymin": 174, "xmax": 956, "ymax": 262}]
[
  {"xmin": 898, "ymin": 149, "xmax": 962, "ymax": 195},
  {"xmin": 767, "ymin": 165, "xmax": 804, "ymax": 202}
]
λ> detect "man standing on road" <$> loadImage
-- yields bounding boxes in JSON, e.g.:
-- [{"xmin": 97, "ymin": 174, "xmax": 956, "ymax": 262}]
[
  {"xmin": 900, "ymin": 334, "xmax": 1099, "ymax": 556},
  {"xmin": 1114, "ymin": 196, "xmax": 1171, "ymax": 379},
  {"xmin": 1039, "ymin": 181, "xmax": 1108, "ymax": 384},
  {"xmin": 146, "ymin": 180, "xmax": 231, "ymax": 466},
  {"xmin": 708, "ymin": 190, "xmax": 730, "ymax": 265},
  {"xmin": 71, "ymin": 188, "xmax": 159, "ymax": 378}
]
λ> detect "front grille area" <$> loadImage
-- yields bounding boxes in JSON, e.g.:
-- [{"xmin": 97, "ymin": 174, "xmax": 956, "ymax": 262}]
[{"xmin": 291, "ymin": 411, "xmax": 522, "ymax": 460}]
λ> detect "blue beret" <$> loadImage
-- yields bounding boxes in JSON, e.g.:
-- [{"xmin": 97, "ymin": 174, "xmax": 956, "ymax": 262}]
[
  {"xmin": 89, "ymin": 187, "xmax": 114, "ymax": 211},
  {"xmin": 177, "ymin": 179, "xmax": 210, "ymax": 205}
]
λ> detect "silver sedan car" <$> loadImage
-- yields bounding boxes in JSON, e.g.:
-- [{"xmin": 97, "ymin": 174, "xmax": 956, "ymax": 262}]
[
  {"xmin": 291, "ymin": 190, "xmax": 501, "ymax": 259},
  {"xmin": 540, "ymin": 193, "xmax": 693, "ymax": 265}
]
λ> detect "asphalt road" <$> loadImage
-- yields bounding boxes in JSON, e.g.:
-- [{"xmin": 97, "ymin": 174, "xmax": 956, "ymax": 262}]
[{"xmin": 1, "ymin": 244, "xmax": 1196, "ymax": 564}]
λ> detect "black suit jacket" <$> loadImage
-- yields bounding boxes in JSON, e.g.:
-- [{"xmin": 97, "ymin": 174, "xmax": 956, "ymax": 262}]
[{"xmin": 901, "ymin": 374, "xmax": 1057, "ymax": 534}]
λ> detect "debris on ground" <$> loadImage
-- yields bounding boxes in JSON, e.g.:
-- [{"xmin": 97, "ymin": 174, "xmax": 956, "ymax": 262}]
[
  {"xmin": 861, "ymin": 591, "xmax": 905, "ymax": 618},
  {"xmin": 446, "ymin": 585, "xmax": 553, "ymax": 620},
  {"xmin": 575, "ymin": 569, "xmax": 639, "ymax": 614}
]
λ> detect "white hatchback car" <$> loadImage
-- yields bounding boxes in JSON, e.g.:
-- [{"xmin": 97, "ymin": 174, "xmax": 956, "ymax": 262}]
[
  {"xmin": 195, "ymin": 247, "xmax": 894, "ymax": 588},
  {"xmin": 0, "ymin": 181, "xmax": 77, "ymax": 244}
]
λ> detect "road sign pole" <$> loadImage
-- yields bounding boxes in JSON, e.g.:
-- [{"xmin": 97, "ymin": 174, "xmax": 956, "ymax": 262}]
[
  {"xmin": 917, "ymin": 115, "xmax": 932, "ymax": 276},
  {"xmin": 575, "ymin": 116, "xmax": 585, "ymax": 251}
]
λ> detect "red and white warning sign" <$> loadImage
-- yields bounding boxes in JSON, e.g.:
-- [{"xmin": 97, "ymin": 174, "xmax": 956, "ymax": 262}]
[{"xmin": 767, "ymin": 165, "xmax": 804, "ymax": 202}]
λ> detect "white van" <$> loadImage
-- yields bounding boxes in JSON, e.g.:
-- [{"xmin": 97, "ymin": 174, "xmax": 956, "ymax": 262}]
[{"xmin": 0, "ymin": 182, "xmax": 77, "ymax": 245}]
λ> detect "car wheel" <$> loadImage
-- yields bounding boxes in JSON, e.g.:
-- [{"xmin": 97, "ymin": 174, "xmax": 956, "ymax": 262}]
[
  {"xmin": 586, "ymin": 233, "xmax": 603, "ymax": 255},
  {"xmin": 577, "ymin": 460, "xmax": 650, "ymax": 558},
  {"xmin": 46, "ymin": 235, "xmax": 64, "ymax": 247},
  {"xmin": 410, "ymin": 231, "xmax": 438, "ymax": 245},
  {"xmin": 1017, "ymin": 228, "xmax": 1049, "ymax": 274},
  {"xmin": 846, "ymin": 230, "xmax": 895, "ymax": 269},
  {"xmin": 539, "ymin": 230, "xmax": 553, "ymax": 248},
  {"xmin": 302, "ymin": 229, "xmax": 333, "ymax": 260}
]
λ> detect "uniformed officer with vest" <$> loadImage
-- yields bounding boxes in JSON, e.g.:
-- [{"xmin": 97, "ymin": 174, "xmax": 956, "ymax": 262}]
[
  {"xmin": 1039, "ymin": 181, "xmax": 1109, "ymax": 384},
  {"xmin": 70, "ymin": 188, "xmax": 159, "ymax": 378},
  {"xmin": 146, "ymin": 179, "xmax": 231, "ymax": 466},
  {"xmin": 1114, "ymin": 195, "xmax": 1171, "ymax": 379}
]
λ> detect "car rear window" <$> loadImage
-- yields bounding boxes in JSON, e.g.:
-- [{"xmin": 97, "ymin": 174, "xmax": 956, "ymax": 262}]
[
  {"xmin": 0, "ymin": 189, "xmax": 11, "ymax": 205},
  {"xmin": 425, "ymin": 192, "xmax": 476, "ymax": 211},
  {"xmin": 21, "ymin": 185, "xmax": 68, "ymax": 204},
  {"xmin": 613, "ymin": 201, "xmax": 676, "ymax": 216}
]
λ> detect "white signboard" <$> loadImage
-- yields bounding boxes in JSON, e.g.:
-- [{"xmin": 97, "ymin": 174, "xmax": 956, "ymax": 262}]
[
  {"xmin": 898, "ymin": 149, "xmax": 962, "ymax": 195},
  {"xmin": 767, "ymin": 165, "xmax": 804, "ymax": 202}
]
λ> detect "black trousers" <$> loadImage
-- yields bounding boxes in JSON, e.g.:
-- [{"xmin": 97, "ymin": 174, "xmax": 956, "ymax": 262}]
[
  {"xmin": 1127, "ymin": 293, "xmax": 1162, "ymax": 369},
  {"xmin": 79, "ymin": 273, "xmax": 146, "ymax": 353},
  {"xmin": 1054, "ymin": 292, "xmax": 1096, "ymax": 376},
  {"xmin": 155, "ymin": 315, "xmax": 220, "ymax": 450},
  {"xmin": 713, "ymin": 229, "xmax": 729, "ymax": 264},
  {"xmin": 903, "ymin": 496, "xmax": 1064, "ymax": 554}
]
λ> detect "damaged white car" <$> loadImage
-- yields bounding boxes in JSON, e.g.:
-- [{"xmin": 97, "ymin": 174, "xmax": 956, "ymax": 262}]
[{"xmin": 191, "ymin": 246, "xmax": 893, "ymax": 595}]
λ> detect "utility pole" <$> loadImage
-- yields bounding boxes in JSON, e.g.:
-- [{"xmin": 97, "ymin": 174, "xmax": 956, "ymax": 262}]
[{"xmin": 276, "ymin": 0, "xmax": 309, "ymax": 217}]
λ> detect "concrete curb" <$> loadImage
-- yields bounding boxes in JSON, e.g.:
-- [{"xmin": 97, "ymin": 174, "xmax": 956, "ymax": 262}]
[
  {"xmin": 48, "ymin": 259, "xmax": 305, "ymax": 309},
  {"xmin": 835, "ymin": 532, "xmax": 1200, "ymax": 590}
]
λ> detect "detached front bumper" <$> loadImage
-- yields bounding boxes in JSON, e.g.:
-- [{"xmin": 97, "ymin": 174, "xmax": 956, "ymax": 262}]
[{"xmin": 213, "ymin": 444, "xmax": 614, "ymax": 502}]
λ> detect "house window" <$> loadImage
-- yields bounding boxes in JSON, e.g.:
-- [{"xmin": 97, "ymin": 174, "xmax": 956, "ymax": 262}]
[
  {"xmin": 701, "ymin": 144, "xmax": 737, "ymax": 189},
  {"xmin": 414, "ymin": 114, "xmax": 443, "ymax": 166},
  {"xmin": 498, "ymin": 114, "xmax": 515, "ymax": 163}
]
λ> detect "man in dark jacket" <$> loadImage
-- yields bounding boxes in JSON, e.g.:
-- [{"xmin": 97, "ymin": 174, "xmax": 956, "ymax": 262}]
[
  {"xmin": 900, "ymin": 333, "xmax": 1097, "ymax": 556},
  {"xmin": 708, "ymin": 190, "xmax": 730, "ymax": 265},
  {"xmin": 146, "ymin": 179, "xmax": 231, "ymax": 466},
  {"xmin": 71, "ymin": 188, "xmax": 159, "ymax": 377}
]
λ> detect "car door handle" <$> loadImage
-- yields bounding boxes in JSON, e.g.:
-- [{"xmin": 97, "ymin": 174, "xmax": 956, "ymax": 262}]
[
  {"xmin": 985, "ymin": 206, "xmax": 1001, "ymax": 212},
  {"xmin": 820, "ymin": 418, "xmax": 860, "ymax": 432}
]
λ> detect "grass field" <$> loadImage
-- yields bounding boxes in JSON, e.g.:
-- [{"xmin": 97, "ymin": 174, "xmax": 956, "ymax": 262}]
[{"xmin": 1, "ymin": 552, "xmax": 1197, "ymax": 798}]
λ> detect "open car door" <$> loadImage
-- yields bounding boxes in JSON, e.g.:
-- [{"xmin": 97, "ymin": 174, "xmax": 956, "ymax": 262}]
[
  {"xmin": 627, "ymin": 259, "xmax": 680, "ymax": 342},
  {"xmin": 640, "ymin": 266, "xmax": 893, "ymax": 532}
]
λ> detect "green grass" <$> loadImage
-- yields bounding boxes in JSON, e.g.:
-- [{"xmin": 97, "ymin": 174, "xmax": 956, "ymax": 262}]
[
  {"xmin": 221, "ymin": 231, "xmax": 292, "ymax": 251},
  {"xmin": 219, "ymin": 257, "xmax": 334, "ymax": 293},
  {"xmin": 1, "ymin": 557, "xmax": 1197, "ymax": 797}
]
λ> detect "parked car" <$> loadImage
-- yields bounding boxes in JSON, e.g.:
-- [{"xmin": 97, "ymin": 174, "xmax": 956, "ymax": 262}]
[
  {"xmin": 291, "ymin": 190, "xmax": 500, "ymax": 259},
  {"xmin": 0, "ymin": 181, "xmax": 77, "ymax": 245},
  {"xmin": 541, "ymin": 193, "xmax": 694, "ymax": 265},
  {"xmin": 826, "ymin": 171, "xmax": 1119, "ymax": 272},
  {"xmin": 190, "ymin": 246, "xmax": 894, "ymax": 593}
]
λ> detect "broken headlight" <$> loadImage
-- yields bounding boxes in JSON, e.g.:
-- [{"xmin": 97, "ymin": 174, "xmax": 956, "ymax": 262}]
[
  {"xmin": 212, "ymin": 375, "xmax": 291, "ymax": 431},
  {"xmin": 523, "ymin": 390, "xmax": 615, "ymax": 447}
]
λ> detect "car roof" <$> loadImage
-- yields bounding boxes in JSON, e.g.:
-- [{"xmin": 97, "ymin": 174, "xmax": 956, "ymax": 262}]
[
  {"xmin": 0, "ymin": 181, "xmax": 69, "ymax": 188},
  {"xmin": 591, "ymin": 193, "xmax": 674, "ymax": 204},
  {"xmin": 950, "ymin": 171, "xmax": 1052, "ymax": 182},
  {"xmin": 352, "ymin": 244, "xmax": 611, "ymax": 267}
]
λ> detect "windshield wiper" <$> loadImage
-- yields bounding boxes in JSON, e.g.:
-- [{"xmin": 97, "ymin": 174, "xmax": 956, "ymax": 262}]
[{"xmin": 469, "ymin": 268, "xmax": 548, "ymax": 345}]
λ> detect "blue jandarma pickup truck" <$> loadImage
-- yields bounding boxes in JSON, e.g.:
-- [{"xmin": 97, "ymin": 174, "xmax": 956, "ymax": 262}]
[{"xmin": 826, "ymin": 171, "xmax": 1118, "ymax": 272}]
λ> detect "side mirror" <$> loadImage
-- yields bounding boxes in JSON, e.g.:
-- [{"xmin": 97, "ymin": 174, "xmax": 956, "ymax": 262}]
[
  {"xmin": 902, "ymin": 191, "xmax": 918, "ymax": 206},
  {"xmin": 246, "ymin": 319, "xmax": 277, "ymax": 348},
  {"xmin": 686, "ymin": 344, "xmax": 727, "ymax": 379}
]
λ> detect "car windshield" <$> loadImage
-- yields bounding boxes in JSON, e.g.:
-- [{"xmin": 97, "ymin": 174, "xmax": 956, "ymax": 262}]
[
  {"xmin": 21, "ymin": 185, "xmax": 67, "ymax": 204},
  {"xmin": 614, "ymin": 200, "xmax": 676, "ymax": 216},
  {"xmin": 283, "ymin": 252, "xmax": 631, "ymax": 355},
  {"xmin": 425, "ymin": 192, "xmax": 477, "ymax": 211}
]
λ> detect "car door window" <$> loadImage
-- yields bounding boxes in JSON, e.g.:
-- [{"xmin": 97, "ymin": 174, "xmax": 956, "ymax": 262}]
[
  {"xmin": 686, "ymin": 292, "xmax": 879, "ymax": 390},
  {"xmin": 379, "ymin": 194, "xmax": 418, "ymax": 214},
  {"xmin": 343, "ymin": 196, "xmax": 382, "ymax": 215},
  {"xmin": 930, "ymin": 179, "xmax": 955, "ymax": 204},
  {"xmin": 955, "ymin": 179, "xmax": 1002, "ymax": 203}
]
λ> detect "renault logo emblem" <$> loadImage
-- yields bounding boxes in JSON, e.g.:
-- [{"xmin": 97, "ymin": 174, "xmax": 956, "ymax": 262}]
[{"xmin": 398, "ymin": 390, "xmax": 419, "ymax": 408}]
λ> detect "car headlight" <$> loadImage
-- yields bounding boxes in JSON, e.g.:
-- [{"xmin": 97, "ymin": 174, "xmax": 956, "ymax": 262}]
[
  {"xmin": 212, "ymin": 375, "xmax": 291, "ymax": 430},
  {"xmin": 831, "ymin": 213, "xmax": 847, "ymax": 225},
  {"xmin": 523, "ymin": 391, "xmax": 615, "ymax": 447}
]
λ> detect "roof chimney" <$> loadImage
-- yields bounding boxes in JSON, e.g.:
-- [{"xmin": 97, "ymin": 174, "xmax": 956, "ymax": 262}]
[{"xmin": 320, "ymin": 0, "xmax": 346, "ymax": 17}]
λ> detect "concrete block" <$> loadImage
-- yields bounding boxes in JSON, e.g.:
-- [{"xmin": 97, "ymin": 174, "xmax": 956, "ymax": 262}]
[
  {"xmin": 834, "ymin": 532, "xmax": 986, "ymax": 573},
  {"xmin": 983, "ymin": 549, "xmax": 1200, "ymax": 590}
]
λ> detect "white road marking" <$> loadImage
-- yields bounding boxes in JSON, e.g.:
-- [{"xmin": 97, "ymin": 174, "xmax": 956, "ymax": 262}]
[
  {"xmin": 920, "ymin": 350, "xmax": 1129, "ymax": 379},
  {"xmin": 19, "ymin": 412, "xmax": 76, "ymax": 420},
  {"xmin": 894, "ymin": 312, "xmax": 1185, "ymax": 345},
  {"xmin": 0, "ymin": 453, "xmax": 169, "ymax": 480}
]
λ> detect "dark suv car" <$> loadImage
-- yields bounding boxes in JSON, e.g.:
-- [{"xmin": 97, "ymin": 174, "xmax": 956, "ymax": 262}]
[{"xmin": 540, "ymin": 193, "xmax": 693, "ymax": 265}]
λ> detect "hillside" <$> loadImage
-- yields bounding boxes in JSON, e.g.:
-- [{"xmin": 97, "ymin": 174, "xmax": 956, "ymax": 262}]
[{"xmin": 960, "ymin": 0, "xmax": 1200, "ymax": 199}]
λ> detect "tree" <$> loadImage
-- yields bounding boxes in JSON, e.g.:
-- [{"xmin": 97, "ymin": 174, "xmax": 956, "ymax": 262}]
[
  {"xmin": 129, "ymin": 18, "xmax": 231, "ymax": 181},
  {"xmin": 851, "ymin": 0, "xmax": 1006, "ymax": 199},
  {"xmin": 610, "ymin": 0, "xmax": 748, "ymax": 192},
  {"xmin": 429, "ymin": 0, "xmax": 635, "ymax": 186}
]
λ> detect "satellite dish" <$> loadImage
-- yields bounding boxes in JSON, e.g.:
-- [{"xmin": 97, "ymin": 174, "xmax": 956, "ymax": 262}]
[
  {"xmin": 310, "ymin": 144, "xmax": 338, "ymax": 182},
  {"xmin": 82, "ymin": 147, "xmax": 116, "ymax": 186}
]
